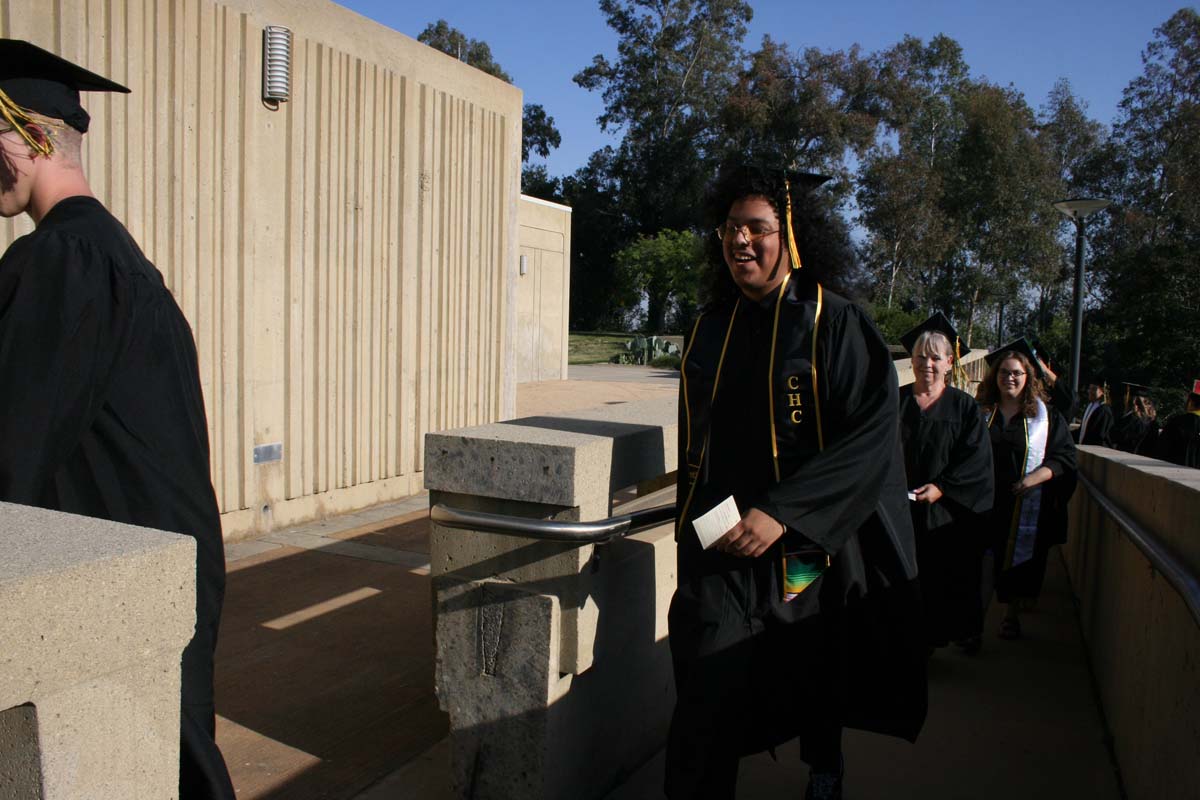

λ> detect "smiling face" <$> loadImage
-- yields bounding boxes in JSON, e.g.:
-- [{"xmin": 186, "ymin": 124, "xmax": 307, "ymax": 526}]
[
  {"xmin": 722, "ymin": 195, "xmax": 790, "ymax": 301},
  {"xmin": 997, "ymin": 357, "xmax": 1028, "ymax": 402},
  {"xmin": 911, "ymin": 333, "xmax": 953, "ymax": 391}
]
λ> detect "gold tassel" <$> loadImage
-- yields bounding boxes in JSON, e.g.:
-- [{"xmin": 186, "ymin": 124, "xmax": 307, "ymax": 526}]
[
  {"xmin": 0, "ymin": 88, "xmax": 55, "ymax": 157},
  {"xmin": 784, "ymin": 177, "xmax": 802, "ymax": 271},
  {"xmin": 952, "ymin": 336, "xmax": 970, "ymax": 389}
]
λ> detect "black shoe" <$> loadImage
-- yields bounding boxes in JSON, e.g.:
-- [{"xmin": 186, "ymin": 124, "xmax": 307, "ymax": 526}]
[{"xmin": 804, "ymin": 767, "xmax": 843, "ymax": 800}]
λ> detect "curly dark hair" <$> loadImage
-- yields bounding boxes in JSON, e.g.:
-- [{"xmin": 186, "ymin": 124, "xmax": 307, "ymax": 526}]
[
  {"xmin": 975, "ymin": 350, "xmax": 1048, "ymax": 417},
  {"xmin": 701, "ymin": 163, "xmax": 853, "ymax": 306}
]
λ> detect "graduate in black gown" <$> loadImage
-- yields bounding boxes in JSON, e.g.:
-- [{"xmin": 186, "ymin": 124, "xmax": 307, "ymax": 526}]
[
  {"xmin": 0, "ymin": 40, "xmax": 234, "ymax": 799},
  {"xmin": 976, "ymin": 343, "xmax": 1076, "ymax": 640},
  {"xmin": 1029, "ymin": 339, "xmax": 1075, "ymax": 421},
  {"xmin": 1156, "ymin": 380, "xmax": 1200, "ymax": 468},
  {"xmin": 1113, "ymin": 383, "xmax": 1160, "ymax": 456},
  {"xmin": 667, "ymin": 163, "xmax": 925, "ymax": 800},
  {"xmin": 897, "ymin": 314, "xmax": 993, "ymax": 653},
  {"xmin": 1076, "ymin": 379, "xmax": 1115, "ymax": 447}
]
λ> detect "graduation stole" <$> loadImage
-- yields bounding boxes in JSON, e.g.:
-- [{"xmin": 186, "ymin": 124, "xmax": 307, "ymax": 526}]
[
  {"xmin": 990, "ymin": 398, "xmax": 1049, "ymax": 569},
  {"xmin": 676, "ymin": 269, "xmax": 829, "ymax": 601},
  {"xmin": 676, "ymin": 297, "xmax": 741, "ymax": 537}
]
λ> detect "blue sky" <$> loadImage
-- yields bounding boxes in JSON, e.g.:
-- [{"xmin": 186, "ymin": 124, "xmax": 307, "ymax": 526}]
[{"xmin": 340, "ymin": 1, "xmax": 1192, "ymax": 178}]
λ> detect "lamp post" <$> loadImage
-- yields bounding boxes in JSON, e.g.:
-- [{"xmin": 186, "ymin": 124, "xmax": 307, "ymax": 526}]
[{"xmin": 1053, "ymin": 197, "xmax": 1110, "ymax": 403}]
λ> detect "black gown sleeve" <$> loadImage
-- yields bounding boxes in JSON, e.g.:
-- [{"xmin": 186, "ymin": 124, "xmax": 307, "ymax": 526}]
[
  {"xmin": 0, "ymin": 232, "xmax": 117, "ymax": 504},
  {"xmin": 1093, "ymin": 405, "xmax": 1115, "ymax": 447},
  {"xmin": 754, "ymin": 304, "xmax": 900, "ymax": 554},
  {"xmin": 931, "ymin": 393, "xmax": 994, "ymax": 515},
  {"xmin": 1041, "ymin": 410, "xmax": 1077, "ymax": 478}
]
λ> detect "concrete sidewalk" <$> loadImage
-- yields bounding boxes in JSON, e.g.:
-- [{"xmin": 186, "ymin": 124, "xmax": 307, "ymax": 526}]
[{"xmin": 214, "ymin": 369, "xmax": 1122, "ymax": 800}]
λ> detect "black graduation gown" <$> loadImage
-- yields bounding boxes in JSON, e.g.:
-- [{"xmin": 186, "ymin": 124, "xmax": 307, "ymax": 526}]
[
  {"xmin": 1076, "ymin": 402, "xmax": 1115, "ymax": 447},
  {"xmin": 666, "ymin": 269, "xmax": 926, "ymax": 797},
  {"xmin": 0, "ymin": 197, "xmax": 234, "ymax": 799},
  {"xmin": 1046, "ymin": 379, "xmax": 1075, "ymax": 421},
  {"xmin": 1156, "ymin": 412, "xmax": 1200, "ymax": 468},
  {"xmin": 898, "ymin": 386, "xmax": 993, "ymax": 645},
  {"xmin": 1113, "ymin": 413, "xmax": 1160, "ymax": 456},
  {"xmin": 985, "ymin": 404, "xmax": 1077, "ymax": 602}
]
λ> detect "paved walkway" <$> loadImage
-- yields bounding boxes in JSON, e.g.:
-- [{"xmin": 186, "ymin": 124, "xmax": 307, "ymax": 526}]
[{"xmin": 213, "ymin": 367, "xmax": 1122, "ymax": 799}]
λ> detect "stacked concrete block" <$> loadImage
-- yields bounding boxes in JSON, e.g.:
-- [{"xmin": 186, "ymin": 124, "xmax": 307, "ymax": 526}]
[
  {"xmin": 0, "ymin": 502, "xmax": 196, "ymax": 799},
  {"xmin": 426, "ymin": 399, "xmax": 678, "ymax": 799}
]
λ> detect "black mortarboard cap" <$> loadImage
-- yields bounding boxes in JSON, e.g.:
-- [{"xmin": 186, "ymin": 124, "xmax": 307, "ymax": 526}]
[
  {"xmin": 0, "ymin": 39, "xmax": 129, "ymax": 133},
  {"xmin": 1027, "ymin": 338, "xmax": 1057, "ymax": 368},
  {"xmin": 1121, "ymin": 381, "xmax": 1152, "ymax": 398},
  {"xmin": 985, "ymin": 337, "xmax": 1044, "ymax": 379},
  {"xmin": 899, "ymin": 311, "xmax": 971, "ymax": 357}
]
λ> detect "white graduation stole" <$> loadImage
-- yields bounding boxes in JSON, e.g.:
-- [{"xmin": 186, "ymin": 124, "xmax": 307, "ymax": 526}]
[{"xmin": 1011, "ymin": 399, "xmax": 1050, "ymax": 567}]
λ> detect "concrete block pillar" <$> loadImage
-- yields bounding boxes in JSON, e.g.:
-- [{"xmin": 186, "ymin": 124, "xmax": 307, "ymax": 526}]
[
  {"xmin": 0, "ymin": 502, "xmax": 197, "ymax": 799},
  {"xmin": 425, "ymin": 399, "xmax": 679, "ymax": 799}
]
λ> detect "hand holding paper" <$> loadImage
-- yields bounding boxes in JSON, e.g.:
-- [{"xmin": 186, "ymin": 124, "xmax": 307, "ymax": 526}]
[{"xmin": 692, "ymin": 496, "xmax": 741, "ymax": 550}]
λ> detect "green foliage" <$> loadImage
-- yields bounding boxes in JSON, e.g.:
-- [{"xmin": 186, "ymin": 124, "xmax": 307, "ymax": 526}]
[
  {"xmin": 864, "ymin": 304, "xmax": 923, "ymax": 347},
  {"xmin": 614, "ymin": 229, "xmax": 705, "ymax": 333},
  {"xmin": 521, "ymin": 164, "xmax": 562, "ymax": 202},
  {"xmin": 650, "ymin": 354, "xmax": 683, "ymax": 369},
  {"xmin": 417, "ymin": 20, "xmax": 511, "ymax": 81},
  {"xmin": 522, "ymin": 104, "xmax": 562, "ymax": 161},
  {"xmin": 568, "ymin": 332, "xmax": 634, "ymax": 364},
  {"xmin": 1081, "ymin": 9, "xmax": 1200, "ymax": 391},
  {"xmin": 575, "ymin": 0, "xmax": 754, "ymax": 234}
]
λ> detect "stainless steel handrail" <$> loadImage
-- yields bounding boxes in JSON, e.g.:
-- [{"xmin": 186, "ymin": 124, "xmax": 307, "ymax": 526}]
[
  {"xmin": 1079, "ymin": 473, "xmax": 1200, "ymax": 629},
  {"xmin": 430, "ymin": 502, "xmax": 677, "ymax": 544}
]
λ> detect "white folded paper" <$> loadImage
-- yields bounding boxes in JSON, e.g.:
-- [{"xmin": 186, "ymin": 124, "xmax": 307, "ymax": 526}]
[
  {"xmin": 907, "ymin": 491, "xmax": 917, "ymax": 501},
  {"xmin": 692, "ymin": 495, "xmax": 741, "ymax": 550}
]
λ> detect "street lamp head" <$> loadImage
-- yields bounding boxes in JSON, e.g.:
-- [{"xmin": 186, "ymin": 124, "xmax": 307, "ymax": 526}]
[{"xmin": 1053, "ymin": 197, "xmax": 1111, "ymax": 221}]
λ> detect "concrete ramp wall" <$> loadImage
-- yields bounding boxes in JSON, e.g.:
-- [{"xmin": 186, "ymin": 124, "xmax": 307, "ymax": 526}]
[{"xmin": 1064, "ymin": 448, "xmax": 1200, "ymax": 800}]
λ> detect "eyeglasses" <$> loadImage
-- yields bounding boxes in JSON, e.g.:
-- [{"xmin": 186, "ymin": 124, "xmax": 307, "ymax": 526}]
[
  {"xmin": 714, "ymin": 222, "xmax": 779, "ymax": 244},
  {"xmin": 998, "ymin": 370, "xmax": 1026, "ymax": 379}
]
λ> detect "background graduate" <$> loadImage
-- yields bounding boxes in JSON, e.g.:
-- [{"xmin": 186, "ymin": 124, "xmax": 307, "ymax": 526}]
[
  {"xmin": 1156, "ymin": 379, "xmax": 1200, "ymax": 468},
  {"xmin": 898, "ymin": 314, "xmax": 993, "ymax": 654},
  {"xmin": 1113, "ymin": 382, "xmax": 1160, "ymax": 455},
  {"xmin": 667, "ymin": 161, "xmax": 925, "ymax": 800},
  {"xmin": 976, "ymin": 341, "xmax": 1077, "ymax": 640},
  {"xmin": 0, "ymin": 40, "xmax": 234, "ymax": 798},
  {"xmin": 1076, "ymin": 377, "xmax": 1116, "ymax": 446}
]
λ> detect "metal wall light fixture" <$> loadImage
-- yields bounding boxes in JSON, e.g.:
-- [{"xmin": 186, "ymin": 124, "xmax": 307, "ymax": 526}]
[{"xmin": 262, "ymin": 26, "xmax": 293, "ymax": 107}]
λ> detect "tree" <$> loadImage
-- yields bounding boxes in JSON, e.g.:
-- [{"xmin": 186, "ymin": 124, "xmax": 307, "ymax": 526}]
[
  {"xmin": 417, "ymin": 20, "xmax": 563, "ymax": 198},
  {"xmin": 561, "ymin": 148, "xmax": 638, "ymax": 330},
  {"xmin": 719, "ymin": 36, "xmax": 882, "ymax": 178},
  {"xmin": 614, "ymin": 229, "xmax": 705, "ymax": 333},
  {"xmin": 575, "ymin": 0, "xmax": 753, "ymax": 233},
  {"xmin": 856, "ymin": 36, "xmax": 970, "ymax": 318},
  {"xmin": 1083, "ymin": 9, "xmax": 1200, "ymax": 390},
  {"xmin": 417, "ymin": 19, "xmax": 510, "ymax": 81}
]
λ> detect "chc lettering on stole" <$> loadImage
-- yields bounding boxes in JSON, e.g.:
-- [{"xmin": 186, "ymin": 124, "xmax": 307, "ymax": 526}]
[{"xmin": 786, "ymin": 374, "xmax": 803, "ymax": 424}]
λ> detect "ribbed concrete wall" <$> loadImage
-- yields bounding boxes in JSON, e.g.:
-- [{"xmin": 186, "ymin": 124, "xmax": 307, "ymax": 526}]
[{"xmin": 1, "ymin": 0, "xmax": 522, "ymax": 538}]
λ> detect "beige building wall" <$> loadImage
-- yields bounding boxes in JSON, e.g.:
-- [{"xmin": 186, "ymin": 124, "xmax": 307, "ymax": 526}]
[
  {"xmin": 516, "ymin": 195, "xmax": 571, "ymax": 383},
  {"xmin": 0, "ymin": 0, "xmax": 522, "ymax": 539}
]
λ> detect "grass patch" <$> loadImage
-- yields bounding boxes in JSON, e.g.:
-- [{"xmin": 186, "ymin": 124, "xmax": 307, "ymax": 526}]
[{"xmin": 569, "ymin": 332, "xmax": 632, "ymax": 364}]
